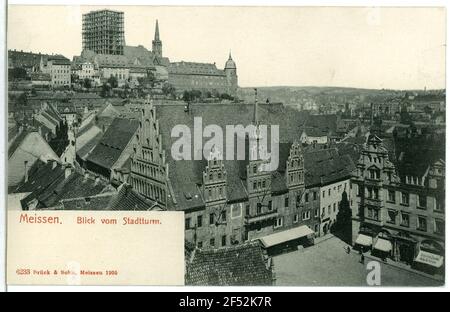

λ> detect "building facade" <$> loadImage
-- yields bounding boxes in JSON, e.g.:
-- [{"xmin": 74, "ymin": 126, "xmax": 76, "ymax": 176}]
[
  {"xmin": 168, "ymin": 54, "xmax": 238, "ymax": 97},
  {"xmin": 352, "ymin": 134, "xmax": 445, "ymax": 270}
]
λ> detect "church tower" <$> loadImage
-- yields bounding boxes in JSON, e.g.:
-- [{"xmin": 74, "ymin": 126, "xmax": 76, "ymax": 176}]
[
  {"xmin": 152, "ymin": 20, "xmax": 163, "ymax": 58},
  {"xmin": 224, "ymin": 52, "xmax": 238, "ymax": 97}
]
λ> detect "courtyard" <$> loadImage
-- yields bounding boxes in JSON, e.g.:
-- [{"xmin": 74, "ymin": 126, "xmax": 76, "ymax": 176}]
[{"xmin": 273, "ymin": 235, "xmax": 442, "ymax": 287}]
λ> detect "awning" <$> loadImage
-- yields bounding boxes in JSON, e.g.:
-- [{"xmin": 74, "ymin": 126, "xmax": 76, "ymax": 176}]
[
  {"xmin": 256, "ymin": 225, "xmax": 314, "ymax": 248},
  {"xmin": 355, "ymin": 234, "xmax": 372, "ymax": 247},
  {"xmin": 414, "ymin": 250, "xmax": 444, "ymax": 268},
  {"xmin": 374, "ymin": 238, "xmax": 392, "ymax": 252}
]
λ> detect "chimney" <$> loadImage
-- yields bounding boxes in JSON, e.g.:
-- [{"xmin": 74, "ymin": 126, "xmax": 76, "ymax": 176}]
[
  {"xmin": 83, "ymin": 171, "xmax": 89, "ymax": 181},
  {"xmin": 95, "ymin": 176, "xmax": 100, "ymax": 185},
  {"xmin": 24, "ymin": 161, "xmax": 29, "ymax": 183},
  {"xmin": 64, "ymin": 165, "xmax": 72, "ymax": 179},
  {"xmin": 52, "ymin": 159, "xmax": 58, "ymax": 169}
]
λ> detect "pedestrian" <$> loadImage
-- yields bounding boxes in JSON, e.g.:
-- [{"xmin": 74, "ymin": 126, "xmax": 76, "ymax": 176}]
[
  {"xmin": 360, "ymin": 254, "xmax": 365, "ymax": 264},
  {"xmin": 346, "ymin": 246, "xmax": 351, "ymax": 254}
]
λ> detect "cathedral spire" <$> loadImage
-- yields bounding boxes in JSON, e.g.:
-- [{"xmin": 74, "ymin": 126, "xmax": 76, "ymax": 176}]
[
  {"xmin": 152, "ymin": 19, "xmax": 163, "ymax": 58},
  {"xmin": 154, "ymin": 19, "xmax": 160, "ymax": 41}
]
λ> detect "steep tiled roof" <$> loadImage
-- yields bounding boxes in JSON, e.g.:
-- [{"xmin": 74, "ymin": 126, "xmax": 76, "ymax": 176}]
[
  {"xmin": 186, "ymin": 241, "xmax": 273, "ymax": 286},
  {"xmin": 302, "ymin": 114, "xmax": 337, "ymax": 135},
  {"xmin": 108, "ymin": 184, "xmax": 160, "ymax": 211},
  {"xmin": 60, "ymin": 192, "xmax": 115, "ymax": 210},
  {"xmin": 85, "ymin": 118, "xmax": 139, "ymax": 170},
  {"xmin": 154, "ymin": 103, "xmax": 308, "ymax": 210},
  {"xmin": 169, "ymin": 62, "xmax": 225, "ymax": 76},
  {"xmin": 304, "ymin": 148, "xmax": 355, "ymax": 187},
  {"xmin": 394, "ymin": 135, "xmax": 445, "ymax": 178},
  {"xmin": 13, "ymin": 160, "xmax": 110, "ymax": 209},
  {"xmin": 8, "ymin": 130, "xmax": 30, "ymax": 158}
]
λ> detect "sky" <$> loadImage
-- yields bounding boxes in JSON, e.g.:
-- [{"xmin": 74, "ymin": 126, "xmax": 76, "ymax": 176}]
[{"xmin": 7, "ymin": 5, "xmax": 446, "ymax": 89}]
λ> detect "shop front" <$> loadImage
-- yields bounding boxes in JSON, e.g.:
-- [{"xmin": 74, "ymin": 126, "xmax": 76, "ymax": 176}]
[
  {"xmin": 255, "ymin": 225, "xmax": 315, "ymax": 256},
  {"xmin": 412, "ymin": 240, "xmax": 444, "ymax": 275},
  {"xmin": 371, "ymin": 230, "xmax": 393, "ymax": 260},
  {"xmin": 354, "ymin": 233, "xmax": 373, "ymax": 252},
  {"xmin": 392, "ymin": 232, "xmax": 417, "ymax": 265}
]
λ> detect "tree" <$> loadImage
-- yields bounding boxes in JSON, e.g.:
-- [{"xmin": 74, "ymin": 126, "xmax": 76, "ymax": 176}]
[
  {"xmin": 8, "ymin": 67, "xmax": 28, "ymax": 81},
  {"xmin": 334, "ymin": 190, "xmax": 353, "ymax": 244},
  {"xmin": 107, "ymin": 75, "xmax": 118, "ymax": 88},
  {"xmin": 83, "ymin": 78, "xmax": 92, "ymax": 89},
  {"xmin": 16, "ymin": 93, "xmax": 28, "ymax": 106},
  {"xmin": 100, "ymin": 83, "xmax": 111, "ymax": 98},
  {"xmin": 162, "ymin": 82, "xmax": 176, "ymax": 98}
]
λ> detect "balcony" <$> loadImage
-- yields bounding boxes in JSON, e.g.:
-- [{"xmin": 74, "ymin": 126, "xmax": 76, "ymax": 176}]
[
  {"xmin": 365, "ymin": 217, "xmax": 383, "ymax": 227},
  {"xmin": 365, "ymin": 197, "xmax": 383, "ymax": 207},
  {"xmin": 245, "ymin": 209, "xmax": 278, "ymax": 224}
]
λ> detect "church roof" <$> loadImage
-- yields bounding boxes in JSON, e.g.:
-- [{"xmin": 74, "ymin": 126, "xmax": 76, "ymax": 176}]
[
  {"xmin": 169, "ymin": 61, "xmax": 225, "ymax": 76},
  {"xmin": 85, "ymin": 118, "xmax": 139, "ymax": 171}
]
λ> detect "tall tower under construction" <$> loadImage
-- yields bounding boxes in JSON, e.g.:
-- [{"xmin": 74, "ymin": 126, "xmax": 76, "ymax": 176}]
[{"xmin": 82, "ymin": 9, "xmax": 125, "ymax": 55}]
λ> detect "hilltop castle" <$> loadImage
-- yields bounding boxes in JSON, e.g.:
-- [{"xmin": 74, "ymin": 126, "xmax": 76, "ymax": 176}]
[{"xmin": 74, "ymin": 9, "xmax": 238, "ymax": 96}]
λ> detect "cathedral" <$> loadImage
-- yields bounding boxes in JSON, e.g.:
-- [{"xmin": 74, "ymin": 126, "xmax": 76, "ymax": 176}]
[{"xmin": 75, "ymin": 10, "xmax": 238, "ymax": 96}]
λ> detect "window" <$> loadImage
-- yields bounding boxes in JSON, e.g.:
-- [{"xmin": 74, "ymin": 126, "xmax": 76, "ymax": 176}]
[
  {"xmin": 257, "ymin": 203, "xmax": 262, "ymax": 214},
  {"xmin": 262, "ymin": 180, "xmax": 266, "ymax": 188},
  {"xmin": 418, "ymin": 195, "xmax": 427, "ymax": 209},
  {"xmin": 435, "ymin": 219, "xmax": 445, "ymax": 235},
  {"xmin": 328, "ymin": 205, "xmax": 331, "ymax": 214},
  {"xmin": 268, "ymin": 201, "xmax": 273, "ymax": 211},
  {"xmin": 210, "ymin": 238, "xmax": 215, "ymax": 247},
  {"xmin": 401, "ymin": 192, "xmax": 409, "ymax": 205},
  {"xmin": 313, "ymin": 192, "xmax": 317, "ymax": 200},
  {"xmin": 221, "ymin": 210, "xmax": 227, "ymax": 222},
  {"xmin": 197, "ymin": 241, "xmax": 203, "ymax": 248},
  {"xmin": 231, "ymin": 204, "xmax": 242, "ymax": 218},
  {"xmin": 285, "ymin": 197, "xmax": 289, "ymax": 207},
  {"xmin": 274, "ymin": 217, "xmax": 283, "ymax": 228},
  {"xmin": 388, "ymin": 190, "xmax": 396, "ymax": 203},
  {"xmin": 305, "ymin": 193, "xmax": 309, "ymax": 203},
  {"xmin": 302, "ymin": 211, "xmax": 311, "ymax": 220},
  {"xmin": 245, "ymin": 205, "xmax": 250, "ymax": 216},
  {"xmin": 209, "ymin": 213, "xmax": 215, "ymax": 225},
  {"xmin": 197, "ymin": 215, "xmax": 203, "ymax": 227},
  {"xmin": 253, "ymin": 182, "xmax": 257, "ymax": 190},
  {"xmin": 323, "ymin": 190, "xmax": 325, "ymax": 198},
  {"xmin": 294, "ymin": 214, "xmax": 299, "ymax": 223},
  {"xmin": 328, "ymin": 189, "xmax": 331, "ymax": 196},
  {"xmin": 221, "ymin": 235, "xmax": 227, "ymax": 246},
  {"xmin": 315, "ymin": 209, "xmax": 319, "ymax": 218},
  {"xmin": 253, "ymin": 165, "xmax": 257, "ymax": 174},
  {"xmin": 435, "ymin": 198, "xmax": 443, "ymax": 212},
  {"xmin": 387, "ymin": 210, "xmax": 396, "ymax": 224},
  {"xmin": 401, "ymin": 213, "xmax": 410, "ymax": 227},
  {"xmin": 367, "ymin": 207, "xmax": 379, "ymax": 221},
  {"xmin": 185, "ymin": 218, "xmax": 191, "ymax": 229},
  {"xmin": 417, "ymin": 216, "xmax": 427, "ymax": 231},
  {"xmin": 333, "ymin": 203, "xmax": 336, "ymax": 212}
]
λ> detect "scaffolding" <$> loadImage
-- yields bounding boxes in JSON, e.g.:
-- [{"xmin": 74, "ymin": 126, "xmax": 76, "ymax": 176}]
[{"xmin": 82, "ymin": 10, "xmax": 125, "ymax": 55}]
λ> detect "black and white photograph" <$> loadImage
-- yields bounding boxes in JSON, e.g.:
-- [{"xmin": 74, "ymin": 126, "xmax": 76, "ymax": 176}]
[{"xmin": 3, "ymin": 2, "xmax": 447, "ymax": 289}]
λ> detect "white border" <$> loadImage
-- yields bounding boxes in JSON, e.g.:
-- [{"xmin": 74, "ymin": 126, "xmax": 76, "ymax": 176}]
[{"xmin": 2, "ymin": 0, "xmax": 449, "ymax": 292}]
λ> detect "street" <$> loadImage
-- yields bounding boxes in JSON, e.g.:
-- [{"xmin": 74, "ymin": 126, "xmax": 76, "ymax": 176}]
[{"xmin": 273, "ymin": 235, "xmax": 442, "ymax": 286}]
